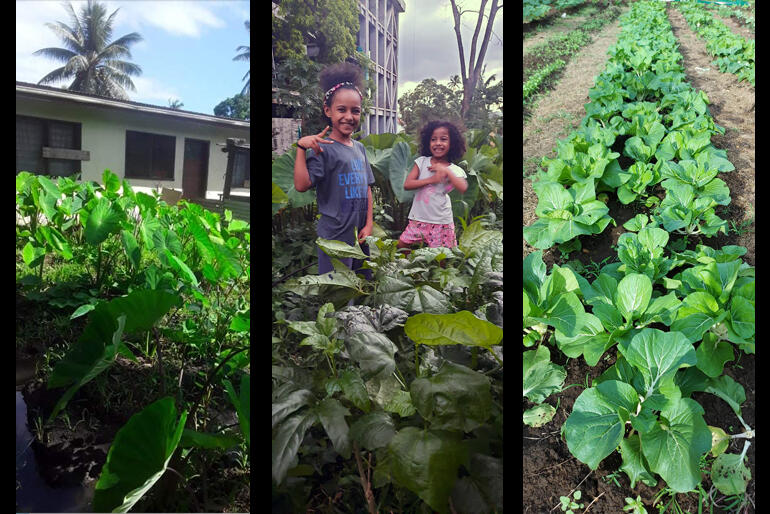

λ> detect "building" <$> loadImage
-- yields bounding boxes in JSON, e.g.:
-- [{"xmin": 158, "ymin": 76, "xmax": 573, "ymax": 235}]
[
  {"xmin": 16, "ymin": 81, "xmax": 250, "ymax": 202},
  {"xmin": 357, "ymin": 0, "xmax": 406, "ymax": 136},
  {"xmin": 271, "ymin": 0, "xmax": 405, "ymax": 145}
]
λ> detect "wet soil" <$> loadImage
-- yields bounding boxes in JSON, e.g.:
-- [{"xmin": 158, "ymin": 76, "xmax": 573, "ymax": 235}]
[
  {"xmin": 522, "ymin": 4, "xmax": 755, "ymax": 512},
  {"xmin": 523, "ymin": 351, "xmax": 755, "ymax": 513}
]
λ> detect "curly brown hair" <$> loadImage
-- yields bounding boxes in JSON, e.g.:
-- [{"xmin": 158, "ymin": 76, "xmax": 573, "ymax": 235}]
[
  {"xmin": 319, "ymin": 62, "xmax": 364, "ymax": 107},
  {"xmin": 418, "ymin": 120, "xmax": 466, "ymax": 162}
]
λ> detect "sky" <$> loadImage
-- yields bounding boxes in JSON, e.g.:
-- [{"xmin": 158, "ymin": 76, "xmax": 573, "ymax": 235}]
[
  {"xmin": 16, "ymin": 0, "xmax": 251, "ymax": 116},
  {"xmin": 397, "ymin": 0, "xmax": 503, "ymax": 96}
]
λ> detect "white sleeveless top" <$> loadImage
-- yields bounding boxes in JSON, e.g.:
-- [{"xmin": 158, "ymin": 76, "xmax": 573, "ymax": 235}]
[{"xmin": 407, "ymin": 156, "xmax": 467, "ymax": 224}]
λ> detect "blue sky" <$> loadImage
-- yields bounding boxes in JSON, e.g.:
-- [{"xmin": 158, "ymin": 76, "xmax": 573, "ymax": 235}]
[{"xmin": 16, "ymin": 1, "xmax": 250, "ymax": 116}]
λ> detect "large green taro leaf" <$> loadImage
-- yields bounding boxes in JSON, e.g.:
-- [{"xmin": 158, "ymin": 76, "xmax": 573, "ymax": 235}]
[
  {"xmin": 404, "ymin": 311, "xmax": 502, "ymax": 348},
  {"xmin": 619, "ymin": 328, "xmax": 696, "ymax": 396},
  {"xmin": 48, "ymin": 290, "xmax": 180, "ymax": 419},
  {"xmin": 271, "ymin": 148, "xmax": 316, "ymax": 208},
  {"xmin": 388, "ymin": 427, "xmax": 467, "ymax": 514},
  {"xmin": 458, "ymin": 221, "xmax": 503, "ymax": 257},
  {"xmin": 84, "ymin": 196, "xmax": 123, "ymax": 246},
  {"xmin": 564, "ymin": 380, "xmax": 640, "ymax": 469},
  {"xmin": 387, "ymin": 142, "xmax": 417, "ymax": 203},
  {"xmin": 640, "ymin": 397, "xmax": 712, "ymax": 493},
  {"xmin": 410, "ymin": 361, "xmax": 491, "ymax": 432},
  {"xmin": 523, "ymin": 345, "xmax": 566, "ymax": 404},
  {"xmin": 93, "ymin": 397, "xmax": 187, "ymax": 513}
]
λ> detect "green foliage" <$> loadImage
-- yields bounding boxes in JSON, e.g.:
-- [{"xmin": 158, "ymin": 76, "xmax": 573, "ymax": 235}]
[{"xmin": 213, "ymin": 93, "xmax": 250, "ymax": 120}]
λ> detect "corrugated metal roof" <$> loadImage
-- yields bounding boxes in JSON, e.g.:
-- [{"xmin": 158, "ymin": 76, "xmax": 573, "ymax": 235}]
[{"xmin": 16, "ymin": 81, "xmax": 250, "ymax": 129}]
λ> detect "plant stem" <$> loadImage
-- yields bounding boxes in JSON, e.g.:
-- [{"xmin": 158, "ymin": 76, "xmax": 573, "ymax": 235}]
[
  {"xmin": 414, "ymin": 343, "xmax": 420, "ymax": 377},
  {"xmin": 353, "ymin": 442, "xmax": 377, "ymax": 514}
]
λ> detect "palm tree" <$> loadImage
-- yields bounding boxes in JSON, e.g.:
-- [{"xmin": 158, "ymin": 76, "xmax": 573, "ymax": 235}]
[
  {"xmin": 33, "ymin": 0, "xmax": 143, "ymax": 100},
  {"xmin": 168, "ymin": 98, "xmax": 183, "ymax": 109},
  {"xmin": 233, "ymin": 20, "xmax": 249, "ymax": 95}
]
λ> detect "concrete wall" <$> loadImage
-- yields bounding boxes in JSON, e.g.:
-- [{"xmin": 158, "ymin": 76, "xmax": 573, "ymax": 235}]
[
  {"xmin": 272, "ymin": 117, "xmax": 303, "ymax": 155},
  {"xmin": 17, "ymin": 97, "xmax": 250, "ymax": 200}
]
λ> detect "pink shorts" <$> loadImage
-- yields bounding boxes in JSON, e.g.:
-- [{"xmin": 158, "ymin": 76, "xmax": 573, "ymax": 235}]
[{"xmin": 398, "ymin": 220, "xmax": 457, "ymax": 248}]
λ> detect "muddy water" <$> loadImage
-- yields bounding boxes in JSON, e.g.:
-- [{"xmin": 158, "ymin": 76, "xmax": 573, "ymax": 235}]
[{"xmin": 16, "ymin": 391, "xmax": 93, "ymax": 513}]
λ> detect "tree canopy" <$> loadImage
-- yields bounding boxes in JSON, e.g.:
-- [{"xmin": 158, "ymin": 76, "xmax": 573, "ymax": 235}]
[
  {"xmin": 234, "ymin": 20, "xmax": 250, "ymax": 95},
  {"xmin": 214, "ymin": 94, "xmax": 250, "ymax": 120},
  {"xmin": 33, "ymin": 0, "xmax": 143, "ymax": 100}
]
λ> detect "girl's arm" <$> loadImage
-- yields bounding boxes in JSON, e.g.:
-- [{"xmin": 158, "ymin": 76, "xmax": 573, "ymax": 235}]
[
  {"xmin": 358, "ymin": 186, "xmax": 374, "ymax": 242},
  {"xmin": 294, "ymin": 126, "xmax": 335, "ymax": 192},
  {"xmin": 403, "ymin": 163, "xmax": 440, "ymax": 190},
  {"xmin": 444, "ymin": 169, "xmax": 468, "ymax": 193}
]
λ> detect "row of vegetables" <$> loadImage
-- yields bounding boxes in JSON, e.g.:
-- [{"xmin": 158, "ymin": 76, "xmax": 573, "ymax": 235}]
[
  {"xmin": 523, "ymin": 0, "xmax": 592, "ymax": 24},
  {"xmin": 523, "ymin": 0, "xmax": 753, "ymax": 501},
  {"xmin": 676, "ymin": 1, "xmax": 755, "ymax": 86}
]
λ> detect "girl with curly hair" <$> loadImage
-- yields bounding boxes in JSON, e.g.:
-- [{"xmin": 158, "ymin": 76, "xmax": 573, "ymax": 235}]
[{"xmin": 397, "ymin": 119, "xmax": 468, "ymax": 250}]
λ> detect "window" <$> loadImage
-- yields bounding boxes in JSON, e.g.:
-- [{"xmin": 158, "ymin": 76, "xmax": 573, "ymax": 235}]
[
  {"xmin": 124, "ymin": 130, "xmax": 175, "ymax": 180},
  {"xmin": 231, "ymin": 150, "xmax": 250, "ymax": 188},
  {"xmin": 16, "ymin": 115, "xmax": 82, "ymax": 176}
]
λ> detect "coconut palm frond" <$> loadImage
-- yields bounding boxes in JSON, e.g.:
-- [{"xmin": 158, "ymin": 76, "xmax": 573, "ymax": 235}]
[{"xmin": 34, "ymin": 0, "xmax": 143, "ymax": 100}]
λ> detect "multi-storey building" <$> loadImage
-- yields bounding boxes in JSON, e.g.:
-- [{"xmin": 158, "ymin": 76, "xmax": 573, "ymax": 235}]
[
  {"xmin": 272, "ymin": 0, "xmax": 405, "ymax": 150},
  {"xmin": 356, "ymin": 0, "xmax": 405, "ymax": 136}
]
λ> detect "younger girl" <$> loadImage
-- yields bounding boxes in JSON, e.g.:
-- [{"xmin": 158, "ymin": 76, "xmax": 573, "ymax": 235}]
[
  {"xmin": 398, "ymin": 120, "xmax": 468, "ymax": 250},
  {"xmin": 293, "ymin": 62, "xmax": 374, "ymax": 277}
]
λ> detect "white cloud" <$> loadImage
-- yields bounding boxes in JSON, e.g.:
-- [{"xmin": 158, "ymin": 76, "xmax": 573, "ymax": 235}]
[
  {"xmin": 130, "ymin": 76, "xmax": 180, "ymax": 105},
  {"xmin": 116, "ymin": 1, "xmax": 226, "ymax": 37}
]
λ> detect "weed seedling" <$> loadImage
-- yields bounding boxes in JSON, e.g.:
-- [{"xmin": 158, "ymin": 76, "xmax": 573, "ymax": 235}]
[
  {"xmin": 560, "ymin": 490, "xmax": 584, "ymax": 513},
  {"xmin": 603, "ymin": 470, "xmax": 622, "ymax": 488},
  {"xmin": 623, "ymin": 495, "xmax": 647, "ymax": 514}
]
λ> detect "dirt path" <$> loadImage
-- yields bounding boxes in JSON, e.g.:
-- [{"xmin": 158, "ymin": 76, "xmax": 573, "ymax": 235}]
[
  {"xmin": 522, "ymin": 8, "xmax": 628, "ymax": 262},
  {"xmin": 667, "ymin": 6, "xmax": 755, "ymax": 265},
  {"xmin": 523, "ymin": 14, "xmax": 590, "ymax": 54}
]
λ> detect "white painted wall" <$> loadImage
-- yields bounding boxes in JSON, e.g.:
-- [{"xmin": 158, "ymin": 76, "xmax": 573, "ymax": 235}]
[{"xmin": 17, "ymin": 96, "xmax": 250, "ymax": 200}]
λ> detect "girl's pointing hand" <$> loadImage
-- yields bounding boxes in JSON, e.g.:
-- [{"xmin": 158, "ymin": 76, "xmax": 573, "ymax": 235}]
[{"xmin": 298, "ymin": 126, "xmax": 335, "ymax": 153}]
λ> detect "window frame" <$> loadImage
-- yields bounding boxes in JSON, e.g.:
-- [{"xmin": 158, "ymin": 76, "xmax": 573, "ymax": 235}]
[
  {"xmin": 124, "ymin": 129, "xmax": 176, "ymax": 181},
  {"xmin": 16, "ymin": 114, "xmax": 82, "ymax": 176}
]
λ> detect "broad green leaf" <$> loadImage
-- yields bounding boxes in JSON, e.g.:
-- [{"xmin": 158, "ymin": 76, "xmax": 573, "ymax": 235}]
[
  {"xmin": 387, "ymin": 142, "xmax": 417, "ymax": 203},
  {"xmin": 530, "ymin": 292, "xmax": 585, "ymax": 337},
  {"xmin": 70, "ymin": 303, "xmax": 96, "ymax": 320},
  {"xmin": 523, "ymin": 346, "xmax": 566, "ymax": 404},
  {"xmin": 93, "ymin": 397, "xmax": 187, "ymax": 513},
  {"xmin": 102, "ymin": 169, "xmax": 121, "ymax": 194},
  {"xmin": 271, "ymin": 149, "xmax": 316, "ymax": 208},
  {"xmin": 695, "ymin": 333, "xmax": 734, "ymax": 377},
  {"xmin": 705, "ymin": 375, "xmax": 745, "ymax": 416},
  {"xmin": 315, "ymin": 398, "xmax": 351, "ymax": 459},
  {"xmin": 345, "ymin": 332, "xmax": 398, "ymax": 379},
  {"xmin": 120, "ymin": 230, "xmax": 141, "ymax": 270},
  {"xmin": 388, "ymin": 427, "xmax": 467, "ymax": 514},
  {"xmin": 272, "ymin": 389, "xmax": 314, "ymax": 429},
  {"xmin": 384, "ymin": 390, "xmax": 417, "ymax": 417},
  {"xmin": 729, "ymin": 296, "xmax": 754, "ymax": 340},
  {"xmin": 404, "ymin": 311, "xmax": 502, "ymax": 348},
  {"xmin": 84, "ymin": 197, "xmax": 122, "ymax": 246},
  {"xmin": 620, "ymin": 328, "xmax": 696, "ymax": 396},
  {"xmin": 22, "ymin": 242, "xmax": 45, "ymax": 267},
  {"xmin": 458, "ymin": 221, "xmax": 503, "ymax": 256},
  {"xmin": 349, "ymin": 411, "xmax": 396, "ymax": 450},
  {"xmin": 272, "ymin": 411, "xmax": 317, "ymax": 485},
  {"xmin": 711, "ymin": 453, "xmax": 751, "ymax": 496},
  {"xmin": 709, "ymin": 426, "xmax": 730, "ymax": 457},
  {"xmin": 564, "ymin": 380, "xmax": 640, "ymax": 470},
  {"xmin": 179, "ymin": 429, "xmax": 240, "ymax": 450},
  {"xmin": 317, "ymin": 237, "xmax": 369, "ymax": 260},
  {"xmin": 523, "ymin": 403, "xmax": 556, "ymax": 427},
  {"xmin": 615, "ymin": 273, "xmax": 652, "ymax": 321},
  {"xmin": 640, "ymin": 397, "xmax": 711, "ymax": 493},
  {"xmin": 620, "ymin": 434, "xmax": 657, "ymax": 488},
  {"xmin": 411, "ymin": 361, "xmax": 491, "ymax": 432},
  {"xmin": 165, "ymin": 250, "xmax": 199, "ymax": 286}
]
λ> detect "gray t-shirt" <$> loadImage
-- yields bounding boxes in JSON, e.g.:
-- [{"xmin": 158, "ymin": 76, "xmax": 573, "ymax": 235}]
[
  {"xmin": 407, "ymin": 156, "xmax": 467, "ymax": 224},
  {"xmin": 306, "ymin": 139, "xmax": 375, "ymax": 242}
]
